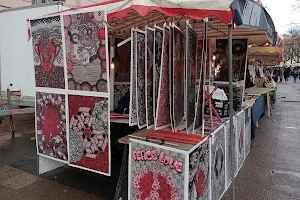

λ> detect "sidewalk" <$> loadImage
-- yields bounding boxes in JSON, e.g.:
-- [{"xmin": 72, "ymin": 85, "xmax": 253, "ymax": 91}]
[
  {"xmin": 223, "ymin": 81, "xmax": 300, "ymax": 200},
  {"xmin": 0, "ymin": 165, "xmax": 103, "ymax": 200},
  {"xmin": 0, "ymin": 114, "xmax": 119, "ymax": 199}
]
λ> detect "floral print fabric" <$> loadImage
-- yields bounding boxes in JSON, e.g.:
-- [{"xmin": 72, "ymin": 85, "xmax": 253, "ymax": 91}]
[
  {"xmin": 129, "ymin": 29, "xmax": 138, "ymax": 126},
  {"xmin": 68, "ymin": 95, "xmax": 109, "ymax": 173},
  {"xmin": 185, "ymin": 24, "xmax": 198, "ymax": 133},
  {"xmin": 146, "ymin": 28, "xmax": 155, "ymax": 128},
  {"xmin": 155, "ymin": 26, "xmax": 171, "ymax": 130},
  {"xmin": 153, "ymin": 27, "xmax": 163, "ymax": 120},
  {"xmin": 64, "ymin": 11, "xmax": 108, "ymax": 93},
  {"xmin": 31, "ymin": 16, "xmax": 65, "ymax": 89},
  {"xmin": 36, "ymin": 92, "xmax": 68, "ymax": 160},
  {"xmin": 172, "ymin": 26, "xmax": 185, "ymax": 131},
  {"xmin": 136, "ymin": 31, "xmax": 147, "ymax": 129}
]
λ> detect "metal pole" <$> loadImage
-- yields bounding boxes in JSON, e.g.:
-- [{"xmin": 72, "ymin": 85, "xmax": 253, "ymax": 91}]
[
  {"xmin": 201, "ymin": 20, "xmax": 208, "ymax": 136},
  {"xmin": 37, "ymin": 155, "xmax": 40, "ymax": 178},
  {"xmin": 110, "ymin": 39, "xmax": 115, "ymax": 111},
  {"xmin": 7, "ymin": 87, "xmax": 15, "ymax": 138},
  {"xmin": 7, "ymin": 88, "xmax": 11, "ymax": 108},
  {"xmin": 228, "ymin": 24, "xmax": 235, "ymax": 200}
]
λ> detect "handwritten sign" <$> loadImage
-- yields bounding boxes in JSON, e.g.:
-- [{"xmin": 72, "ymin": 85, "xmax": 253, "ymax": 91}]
[
  {"xmin": 130, "ymin": 141, "xmax": 186, "ymax": 199},
  {"xmin": 133, "ymin": 149, "xmax": 183, "ymax": 173}
]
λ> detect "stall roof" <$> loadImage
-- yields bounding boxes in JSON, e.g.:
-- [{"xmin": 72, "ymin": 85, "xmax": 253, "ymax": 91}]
[
  {"xmin": 231, "ymin": 0, "xmax": 277, "ymax": 45},
  {"xmin": 103, "ymin": 0, "xmax": 275, "ymax": 42},
  {"xmin": 36, "ymin": 0, "xmax": 276, "ymax": 44},
  {"xmin": 45, "ymin": 0, "xmax": 234, "ymax": 38},
  {"xmin": 105, "ymin": 0, "xmax": 233, "ymax": 23},
  {"xmin": 247, "ymin": 36, "xmax": 284, "ymax": 63},
  {"xmin": 107, "ymin": 11, "xmax": 274, "ymax": 42},
  {"xmin": 51, "ymin": 0, "xmax": 233, "ymax": 23}
]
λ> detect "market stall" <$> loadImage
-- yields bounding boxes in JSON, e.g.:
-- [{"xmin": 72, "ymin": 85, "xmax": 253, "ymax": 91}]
[
  {"xmin": 117, "ymin": 106, "xmax": 252, "ymax": 199},
  {"xmin": 27, "ymin": 0, "xmax": 277, "ymax": 199},
  {"xmin": 248, "ymin": 46, "xmax": 283, "ymax": 65}
]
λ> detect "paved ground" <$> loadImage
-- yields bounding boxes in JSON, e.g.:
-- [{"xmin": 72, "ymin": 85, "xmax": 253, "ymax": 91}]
[
  {"xmin": 0, "ymin": 114, "xmax": 118, "ymax": 199},
  {"xmin": 0, "ymin": 81, "xmax": 300, "ymax": 200},
  {"xmin": 223, "ymin": 81, "xmax": 300, "ymax": 200}
]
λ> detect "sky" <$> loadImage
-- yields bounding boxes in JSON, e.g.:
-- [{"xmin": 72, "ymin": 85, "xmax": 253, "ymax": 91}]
[{"xmin": 262, "ymin": 0, "xmax": 300, "ymax": 34}]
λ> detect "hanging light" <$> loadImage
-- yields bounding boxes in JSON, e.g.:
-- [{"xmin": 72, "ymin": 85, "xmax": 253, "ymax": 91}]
[
  {"xmin": 111, "ymin": 57, "xmax": 115, "ymax": 69},
  {"xmin": 212, "ymin": 54, "xmax": 216, "ymax": 61}
]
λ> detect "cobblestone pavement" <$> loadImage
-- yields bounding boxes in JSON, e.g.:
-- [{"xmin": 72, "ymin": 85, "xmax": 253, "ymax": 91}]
[
  {"xmin": 1, "ymin": 81, "xmax": 300, "ymax": 200},
  {"xmin": 223, "ymin": 81, "xmax": 300, "ymax": 200}
]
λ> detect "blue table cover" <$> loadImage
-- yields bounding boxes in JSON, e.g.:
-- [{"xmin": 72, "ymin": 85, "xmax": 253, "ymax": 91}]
[{"xmin": 251, "ymin": 95, "xmax": 265, "ymax": 139}]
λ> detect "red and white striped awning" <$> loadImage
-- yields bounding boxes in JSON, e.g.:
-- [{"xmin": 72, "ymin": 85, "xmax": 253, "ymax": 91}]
[
  {"xmin": 276, "ymin": 36, "xmax": 283, "ymax": 47},
  {"xmin": 28, "ymin": 0, "xmax": 236, "ymax": 40},
  {"xmin": 105, "ymin": 0, "xmax": 233, "ymax": 24},
  {"xmin": 47, "ymin": 0, "xmax": 233, "ymax": 24}
]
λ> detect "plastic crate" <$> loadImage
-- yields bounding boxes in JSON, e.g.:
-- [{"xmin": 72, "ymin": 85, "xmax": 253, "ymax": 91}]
[{"xmin": 205, "ymin": 99, "xmax": 229, "ymax": 118}]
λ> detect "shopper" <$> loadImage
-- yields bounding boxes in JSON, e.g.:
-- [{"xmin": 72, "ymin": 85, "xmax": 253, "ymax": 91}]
[
  {"xmin": 293, "ymin": 68, "xmax": 298, "ymax": 82},
  {"xmin": 284, "ymin": 68, "xmax": 289, "ymax": 82},
  {"xmin": 280, "ymin": 68, "xmax": 283, "ymax": 82}
]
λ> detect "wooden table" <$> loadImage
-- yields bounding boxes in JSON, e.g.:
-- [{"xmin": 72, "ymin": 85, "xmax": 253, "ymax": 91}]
[
  {"xmin": 118, "ymin": 128, "xmax": 197, "ymax": 151},
  {"xmin": 244, "ymin": 87, "xmax": 276, "ymax": 117}
]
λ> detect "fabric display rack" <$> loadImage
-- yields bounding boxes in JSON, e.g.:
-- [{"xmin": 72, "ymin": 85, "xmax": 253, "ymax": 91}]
[
  {"xmin": 30, "ymin": 7, "xmax": 111, "ymax": 175},
  {"xmin": 125, "ymin": 105, "xmax": 251, "ymax": 200},
  {"xmin": 28, "ymin": 0, "xmax": 276, "ymax": 199}
]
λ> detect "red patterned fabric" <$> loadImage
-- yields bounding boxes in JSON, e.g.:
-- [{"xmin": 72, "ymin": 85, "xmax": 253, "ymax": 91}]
[
  {"xmin": 42, "ymin": 105, "xmax": 61, "ymax": 148},
  {"xmin": 68, "ymin": 95, "xmax": 109, "ymax": 173},
  {"xmin": 155, "ymin": 27, "xmax": 171, "ymax": 129},
  {"xmin": 196, "ymin": 169, "xmax": 205, "ymax": 197}
]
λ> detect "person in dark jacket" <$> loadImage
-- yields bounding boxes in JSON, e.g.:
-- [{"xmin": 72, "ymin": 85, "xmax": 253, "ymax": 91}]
[
  {"xmin": 280, "ymin": 68, "xmax": 283, "ymax": 82},
  {"xmin": 273, "ymin": 68, "xmax": 278, "ymax": 82},
  {"xmin": 284, "ymin": 68, "xmax": 289, "ymax": 82},
  {"xmin": 293, "ymin": 68, "xmax": 298, "ymax": 82}
]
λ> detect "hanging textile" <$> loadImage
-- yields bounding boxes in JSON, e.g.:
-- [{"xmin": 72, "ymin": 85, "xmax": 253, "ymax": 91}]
[
  {"xmin": 172, "ymin": 25, "xmax": 185, "ymax": 131},
  {"xmin": 185, "ymin": 23, "xmax": 198, "ymax": 133},
  {"xmin": 155, "ymin": 25, "xmax": 171, "ymax": 130},
  {"xmin": 145, "ymin": 28, "xmax": 155, "ymax": 129}
]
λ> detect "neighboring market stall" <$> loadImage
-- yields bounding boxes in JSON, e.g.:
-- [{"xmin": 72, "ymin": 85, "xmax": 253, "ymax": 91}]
[
  {"xmin": 27, "ymin": 0, "xmax": 277, "ymax": 199},
  {"xmin": 247, "ymin": 35, "xmax": 284, "ymax": 67}
]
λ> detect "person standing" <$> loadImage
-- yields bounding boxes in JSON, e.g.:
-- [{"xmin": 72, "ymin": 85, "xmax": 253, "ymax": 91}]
[
  {"xmin": 293, "ymin": 68, "xmax": 298, "ymax": 82},
  {"xmin": 280, "ymin": 67, "xmax": 283, "ymax": 82},
  {"xmin": 284, "ymin": 68, "xmax": 289, "ymax": 82},
  {"xmin": 273, "ymin": 68, "xmax": 278, "ymax": 82}
]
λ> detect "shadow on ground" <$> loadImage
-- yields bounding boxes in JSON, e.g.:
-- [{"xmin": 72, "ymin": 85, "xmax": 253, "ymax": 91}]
[{"xmin": 0, "ymin": 114, "xmax": 131, "ymax": 199}]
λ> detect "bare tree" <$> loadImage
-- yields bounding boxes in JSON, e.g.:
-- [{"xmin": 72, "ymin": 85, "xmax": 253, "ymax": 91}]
[
  {"xmin": 283, "ymin": 24, "xmax": 300, "ymax": 63},
  {"xmin": 291, "ymin": 0, "xmax": 300, "ymax": 12},
  {"xmin": 281, "ymin": 1, "xmax": 300, "ymax": 63}
]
